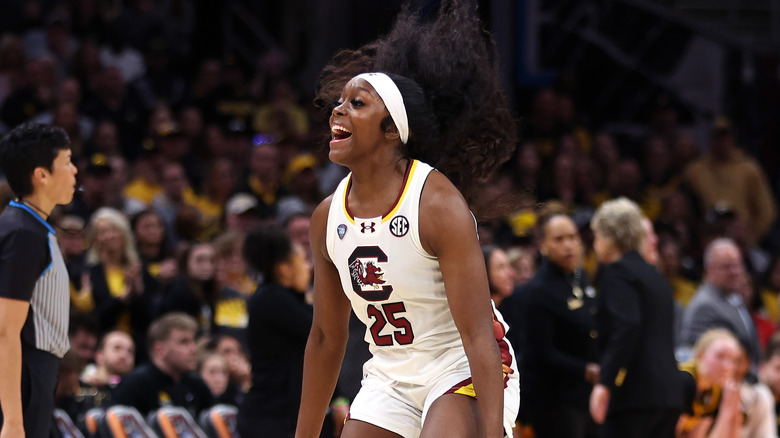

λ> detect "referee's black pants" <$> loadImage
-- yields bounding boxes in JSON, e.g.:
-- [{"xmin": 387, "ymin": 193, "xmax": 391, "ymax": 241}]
[
  {"xmin": 0, "ymin": 346, "xmax": 60, "ymax": 438},
  {"xmin": 603, "ymin": 408, "xmax": 680, "ymax": 438}
]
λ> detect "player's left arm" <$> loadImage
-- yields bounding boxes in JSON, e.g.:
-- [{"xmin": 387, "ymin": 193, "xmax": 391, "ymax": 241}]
[{"xmin": 420, "ymin": 171, "xmax": 505, "ymax": 437}]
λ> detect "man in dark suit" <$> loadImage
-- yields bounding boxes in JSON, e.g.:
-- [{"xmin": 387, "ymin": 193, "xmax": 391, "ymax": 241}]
[
  {"xmin": 589, "ymin": 197, "xmax": 683, "ymax": 438},
  {"xmin": 681, "ymin": 238, "xmax": 759, "ymax": 369}
]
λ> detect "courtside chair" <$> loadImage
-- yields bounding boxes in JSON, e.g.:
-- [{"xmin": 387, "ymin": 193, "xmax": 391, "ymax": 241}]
[
  {"xmin": 147, "ymin": 406, "xmax": 207, "ymax": 438},
  {"xmin": 53, "ymin": 408, "xmax": 86, "ymax": 438},
  {"xmin": 199, "ymin": 405, "xmax": 240, "ymax": 438}
]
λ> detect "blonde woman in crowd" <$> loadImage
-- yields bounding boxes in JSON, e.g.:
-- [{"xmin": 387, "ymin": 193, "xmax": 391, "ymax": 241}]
[
  {"xmin": 82, "ymin": 207, "xmax": 155, "ymax": 361},
  {"xmin": 677, "ymin": 328, "xmax": 744, "ymax": 438}
]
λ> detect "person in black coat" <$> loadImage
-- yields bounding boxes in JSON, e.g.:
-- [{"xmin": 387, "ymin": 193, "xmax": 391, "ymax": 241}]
[
  {"xmin": 519, "ymin": 212, "xmax": 600, "ymax": 438},
  {"xmin": 237, "ymin": 225, "xmax": 340, "ymax": 438},
  {"xmin": 589, "ymin": 197, "xmax": 684, "ymax": 438}
]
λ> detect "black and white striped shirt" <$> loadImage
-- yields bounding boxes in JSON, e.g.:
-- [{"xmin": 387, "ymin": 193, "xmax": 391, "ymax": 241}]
[{"xmin": 0, "ymin": 201, "xmax": 70, "ymax": 357}]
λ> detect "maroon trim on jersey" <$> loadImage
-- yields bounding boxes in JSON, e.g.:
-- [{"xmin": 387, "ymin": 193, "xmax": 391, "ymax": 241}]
[
  {"xmin": 445, "ymin": 377, "xmax": 474, "ymax": 395},
  {"xmin": 493, "ymin": 313, "xmax": 514, "ymax": 373},
  {"xmin": 344, "ymin": 159, "xmax": 414, "ymax": 221}
]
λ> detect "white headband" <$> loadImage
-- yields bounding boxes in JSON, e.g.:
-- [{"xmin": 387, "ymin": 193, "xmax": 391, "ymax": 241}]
[{"xmin": 356, "ymin": 72, "xmax": 409, "ymax": 144}]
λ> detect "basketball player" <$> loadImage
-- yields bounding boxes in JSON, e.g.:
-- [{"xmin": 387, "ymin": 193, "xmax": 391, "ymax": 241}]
[{"xmin": 295, "ymin": 2, "xmax": 519, "ymax": 437}]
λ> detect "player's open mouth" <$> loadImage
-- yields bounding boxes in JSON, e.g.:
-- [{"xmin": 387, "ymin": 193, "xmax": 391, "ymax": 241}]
[{"xmin": 331, "ymin": 124, "xmax": 352, "ymax": 141}]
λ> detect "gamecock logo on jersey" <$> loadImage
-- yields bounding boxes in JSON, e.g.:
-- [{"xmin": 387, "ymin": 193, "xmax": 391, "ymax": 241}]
[{"xmin": 348, "ymin": 246, "xmax": 393, "ymax": 301}]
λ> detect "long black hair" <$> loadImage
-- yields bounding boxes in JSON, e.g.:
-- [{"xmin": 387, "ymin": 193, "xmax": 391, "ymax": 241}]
[
  {"xmin": 314, "ymin": 0, "xmax": 517, "ymax": 206},
  {"xmin": 242, "ymin": 224, "xmax": 293, "ymax": 284}
]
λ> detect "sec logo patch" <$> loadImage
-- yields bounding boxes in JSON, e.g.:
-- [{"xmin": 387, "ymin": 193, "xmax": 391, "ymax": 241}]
[{"xmin": 390, "ymin": 215, "xmax": 409, "ymax": 237}]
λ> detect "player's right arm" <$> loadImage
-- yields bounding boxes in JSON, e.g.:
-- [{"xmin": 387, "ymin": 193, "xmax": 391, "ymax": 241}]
[
  {"xmin": 0, "ymin": 229, "xmax": 45, "ymax": 438},
  {"xmin": 295, "ymin": 196, "xmax": 352, "ymax": 438},
  {"xmin": 0, "ymin": 297, "xmax": 30, "ymax": 438}
]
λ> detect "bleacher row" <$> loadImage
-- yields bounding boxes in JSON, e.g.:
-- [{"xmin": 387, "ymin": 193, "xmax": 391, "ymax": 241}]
[{"xmin": 53, "ymin": 404, "xmax": 239, "ymax": 438}]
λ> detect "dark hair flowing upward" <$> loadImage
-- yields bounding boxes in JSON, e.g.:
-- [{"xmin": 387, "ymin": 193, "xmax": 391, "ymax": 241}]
[{"xmin": 314, "ymin": 0, "xmax": 518, "ymax": 204}]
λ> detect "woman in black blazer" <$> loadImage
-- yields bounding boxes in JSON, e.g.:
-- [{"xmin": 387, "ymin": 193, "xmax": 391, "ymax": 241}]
[{"xmin": 589, "ymin": 197, "xmax": 684, "ymax": 438}]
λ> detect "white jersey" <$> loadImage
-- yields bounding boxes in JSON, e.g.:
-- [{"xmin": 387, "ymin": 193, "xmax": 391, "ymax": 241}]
[{"xmin": 326, "ymin": 160, "xmax": 516, "ymax": 387}]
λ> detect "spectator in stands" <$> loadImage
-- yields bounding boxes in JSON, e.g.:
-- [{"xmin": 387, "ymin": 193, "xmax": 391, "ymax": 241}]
[
  {"xmin": 61, "ymin": 330, "xmax": 137, "ymax": 421},
  {"xmin": 54, "ymin": 351, "xmax": 86, "ymax": 423},
  {"xmin": 574, "ymin": 154, "xmax": 604, "ymax": 210},
  {"xmin": 158, "ymin": 241, "xmax": 218, "ymax": 333},
  {"xmin": 643, "ymin": 136, "xmax": 678, "ymax": 203},
  {"xmin": 589, "ymin": 197, "xmax": 683, "ymax": 437},
  {"xmin": 681, "ymin": 238, "xmax": 761, "ymax": 373},
  {"xmin": 654, "ymin": 189, "xmax": 698, "ymax": 266},
  {"xmin": 111, "ymin": 312, "xmax": 214, "ymax": 418},
  {"xmin": 737, "ymin": 269, "xmax": 776, "ymax": 354},
  {"xmin": 677, "ymin": 328, "xmax": 743, "ymax": 437},
  {"xmin": 238, "ymin": 143, "xmax": 287, "ymax": 219},
  {"xmin": 212, "ymin": 231, "xmax": 255, "ymax": 345},
  {"xmin": 281, "ymin": 153, "xmax": 322, "ymax": 212},
  {"xmin": 179, "ymin": 106, "xmax": 205, "ymax": 159},
  {"xmin": 507, "ymin": 246, "xmax": 536, "ymax": 288},
  {"xmin": 80, "ymin": 67, "xmax": 125, "ymax": 141},
  {"xmin": 509, "ymin": 143, "xmax": 542, "ymax": 196},
  {"xmin": 1, "ymin": 58, "xmax": 51, "ymax": 128},
  {"xmin": 759, "ymin": 257, "xmax": 780, "ymax": 325},
  {"xmin": 482, "ymin": 245, "xmax": 517, "ymax": 308},
  {"xmin": 83, "ymin": 207, "xmax": 155, "ymax": 362},
  {"xmin": 670, "ymin": 132, "xmax": 700, "ymax": 175},
  {"xmin": 99, "ymin": 24, "xmax": 145, "ymax": 83},
  {"xmin": 152, "ymin": 161, "xmax": 199, "ymax": 248},
  {"xmin": 209, "ymin": 335, "xmax": 252, "ymax": 395},
  {"xmin": 85, "ymin": 120, "xmax": 120, "ymax": 157},
  {"xmin": 510, "ymin": 211, "xmax": 599, "ymax": 438},
  {"xmin": 131, "ymin": 208, "xmax": 177, "ymax": 285},
  {"xmin": 198, "ymin": 351, "xmax": 231, "ymax": 403},
  {"xmin": 223, "ymin": 192, "xmax": 262, "ymax": 234},
  {"xmin": 197, "ymin": 157, "xmax": 237, "ymax": 239},
  {"xmin": 658, "ymin": 237, "xmax": 699, "ymax": 308},
  {"xmin": 0, "ymin": 34, "xmax": 25, "ymax": 105},
  {"xmin": 29, "ymin": 77, "xmax": 94, "ymax": 148},
  {"xmin": 684, "ymin": 116, "xmax": 777, "ymax": 246},
  {"xmin": 282, "ymin": 211, "xmax": 312, "ymax": 266},
  {"xmin": 68, "ymin": 152, "xmax": 113, "ymax": 221},
  {"xmin": 68, "ymin": 311, "xmax": 100, "ymax": 364},
  {"xmin": 735, "ymin": 342, "xmax": 776, "ymax": 438},
  {"xmin": 82, "ymin": 330, "xmax": 135, "ymax": 389},
  {"xmin": 54, "ymin": 213, "xmax": 87, "ymax": 268},
  {"xmin": 759, "ymin": 334, "xmax": 780, "ymax": 436},
  {"xmin": 640, "ymin": 216, "xmax": 660, "ymax": 267},
  {"xmin": 591, "ymin": 131, "xmax": 620, "ymax": 195}
]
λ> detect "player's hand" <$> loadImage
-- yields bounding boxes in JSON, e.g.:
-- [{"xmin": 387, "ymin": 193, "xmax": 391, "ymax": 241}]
[
  {"xmin": 585, "ymin": 363, "xmax": 601, "ymax": 385},
  {"xmin": 720, "ymin": 379, "xmax": 742, "ymax": 417},
  {"xmin": 589, "ymin": 383, "xmax": 610, "ymax": 424},
  {"xmin": 157, "ymin": 259, "xmax": 178, "ymax": 283}
]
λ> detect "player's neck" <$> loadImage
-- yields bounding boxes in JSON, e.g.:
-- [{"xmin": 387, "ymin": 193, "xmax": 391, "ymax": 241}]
[
  {"xmin": 20, "ymin": 193, "xmax": 54, "ymax": 220},
  {"xmin": 348, "ymin": 157, "xmax": 409, "ymax": 216}
]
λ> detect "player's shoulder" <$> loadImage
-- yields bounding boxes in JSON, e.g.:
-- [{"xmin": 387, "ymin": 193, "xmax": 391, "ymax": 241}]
[
  {"xmin": 310, "ymin": 194, "xmax": 335, "ymax": 253},
  {"xmin": 0, "ymin": 208, "xmax": 48, "ymax": 248},
  {"xmin": 312, "ymin": 194, "xmax": 334, "ymax": 223},
  {"xmin": 420, "ymin": 170, "xmax": 469, "ymax": 217}
]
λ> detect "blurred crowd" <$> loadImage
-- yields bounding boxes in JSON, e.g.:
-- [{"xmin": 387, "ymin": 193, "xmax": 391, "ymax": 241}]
[{"xmin": 2, "ymin": 1, "xmax": 780, "ymax": 437}]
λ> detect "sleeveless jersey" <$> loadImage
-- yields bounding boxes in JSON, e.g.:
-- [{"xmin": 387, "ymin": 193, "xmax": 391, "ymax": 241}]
[{"xmin": 326, "ymin": 160, "xmax": 514, "ymax": 386}]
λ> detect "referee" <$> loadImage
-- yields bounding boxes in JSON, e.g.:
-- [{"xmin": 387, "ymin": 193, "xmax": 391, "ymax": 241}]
[{"xmin": 0, "ymin": 123, "xmax": 78, "ymax": 438}]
